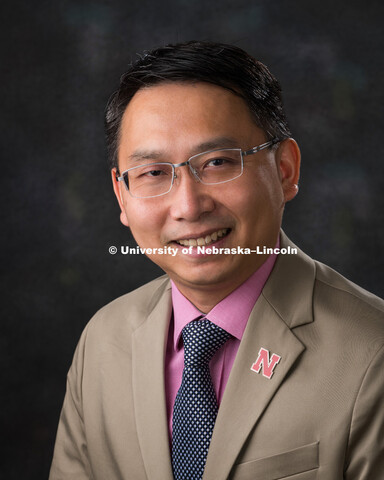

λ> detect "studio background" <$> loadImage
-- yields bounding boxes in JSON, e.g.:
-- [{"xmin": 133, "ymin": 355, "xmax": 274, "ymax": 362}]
[{"xmin": 1, "ymin": 0, "xmax": 383, "ymax": 478}]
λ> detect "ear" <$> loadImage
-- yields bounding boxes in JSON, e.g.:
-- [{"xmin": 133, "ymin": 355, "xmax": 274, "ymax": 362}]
[
  {"xmin": 111, "ymin": 168, "xmax": 130, "ymax": 227},
  {"xmin": 277, "ymin": 138, "xmax": 301, "ymax": 203}
]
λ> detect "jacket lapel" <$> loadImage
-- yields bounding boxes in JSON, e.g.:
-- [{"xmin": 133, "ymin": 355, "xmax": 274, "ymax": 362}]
[
  {"xmin": 203, "ymin": 233, "xmax": 316, "ymax": 480},
  {"xmin": 131, "ymin": 279, "xmax": 174, "ymax": 480}
]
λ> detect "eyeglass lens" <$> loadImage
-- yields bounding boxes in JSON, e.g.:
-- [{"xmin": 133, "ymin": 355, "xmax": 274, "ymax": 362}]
[{"xmin": 125, "ymin": 149, "xmax": 243, "ymax": 198}]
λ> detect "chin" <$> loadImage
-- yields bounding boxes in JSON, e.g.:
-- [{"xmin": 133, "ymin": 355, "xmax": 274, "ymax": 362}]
[{"xmin": 172, "ymin": 263, "xmax": 249, "ymax": 290}]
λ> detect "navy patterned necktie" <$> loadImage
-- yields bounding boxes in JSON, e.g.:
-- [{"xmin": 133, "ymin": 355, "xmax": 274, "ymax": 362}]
[{"xmin": 172, "ymin": 318, "xmax": 231, "ymax": 480}]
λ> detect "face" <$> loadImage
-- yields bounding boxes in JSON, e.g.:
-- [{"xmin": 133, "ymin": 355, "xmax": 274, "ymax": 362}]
[{"xmin": 112, "ymin": 82, "xmax": 300, "ymax": 299}]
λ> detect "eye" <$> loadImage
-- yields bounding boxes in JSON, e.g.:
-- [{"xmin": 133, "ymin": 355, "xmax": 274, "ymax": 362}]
[
  {"xmin": 204, "ymin": 156, "xmax": 237, "ymax": 168},
  {"xmin": 207, "ymin": 157, "xmax": 226, "ymax": 167},
  {"xmin": 132, "ymin": 165, "xmax": 172, "ymax": 179},
  {"xmin": 144, "ymin": 169, "xmax": 166, "ymax": 177}
]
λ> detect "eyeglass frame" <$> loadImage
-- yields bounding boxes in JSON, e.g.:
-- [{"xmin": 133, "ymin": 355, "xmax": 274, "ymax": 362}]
[{"xmin": 116, "ymin": 137, "xmax": 281, "ymax": 198}]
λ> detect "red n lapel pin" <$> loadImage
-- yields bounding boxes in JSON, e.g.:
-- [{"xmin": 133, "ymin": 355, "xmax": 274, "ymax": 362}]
[{"xmin": 251, "ymin": 347, "xmax": 281, "ymax": 379}]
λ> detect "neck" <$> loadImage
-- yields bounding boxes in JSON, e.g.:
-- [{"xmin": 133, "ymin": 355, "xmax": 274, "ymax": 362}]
[{"xmin": 169, "ymin": 248, "xmax": 277, "ymax": 312}]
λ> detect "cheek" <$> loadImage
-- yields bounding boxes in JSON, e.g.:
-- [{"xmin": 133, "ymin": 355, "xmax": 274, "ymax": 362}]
[
  {"xmin": 234, "ymin": 171, "xmax": 284, "ymax": 235},
  {"xmin": 124, "ymin": 201, "xmax": 166, "ymax": 245},
  {"xmin": 253, "ymin": 164, "xmax": 284, "ymax": 208}
]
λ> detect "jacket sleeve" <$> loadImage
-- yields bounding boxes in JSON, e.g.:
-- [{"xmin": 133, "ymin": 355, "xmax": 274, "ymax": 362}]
[
  {"xmin": 49, "ymin": 327, "xmax": 93, "ymax": 480},
  {"xmin": 344, "ymin": 344, "xmax": 384, "ymax": 479}
]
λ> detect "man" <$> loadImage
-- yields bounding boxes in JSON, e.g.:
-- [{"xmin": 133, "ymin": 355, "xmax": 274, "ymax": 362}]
[{"xmin": 50, "ymin": 41, "xmax": 384, "ymax": 479}]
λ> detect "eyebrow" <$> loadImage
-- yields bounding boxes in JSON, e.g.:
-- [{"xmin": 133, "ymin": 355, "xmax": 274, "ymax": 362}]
[
  {"xmin": 127, "ymin": 136, "xmax": 241, "ymax": 163},
  {"xmin": 194, "ymin": 136, "xmax": 241, "ymax": 152}
]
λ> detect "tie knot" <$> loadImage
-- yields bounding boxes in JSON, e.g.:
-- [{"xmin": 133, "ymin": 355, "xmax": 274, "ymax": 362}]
[{"xmin": 182, "ymin": 319, "xmax": 231, "ymax": 367}]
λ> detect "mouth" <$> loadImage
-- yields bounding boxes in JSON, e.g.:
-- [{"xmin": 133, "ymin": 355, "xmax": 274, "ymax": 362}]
[{"xmin": 173, "ymin": 228, "xmax": 231, "ymax": 247}]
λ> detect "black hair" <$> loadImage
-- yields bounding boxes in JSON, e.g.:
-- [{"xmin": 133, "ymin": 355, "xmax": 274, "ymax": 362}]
[{"xmin": 105, "ymin": 40, "xmax": 291, "ymax": 169}]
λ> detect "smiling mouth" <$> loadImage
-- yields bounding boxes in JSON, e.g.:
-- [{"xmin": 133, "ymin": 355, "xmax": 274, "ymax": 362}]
[{"xmin": 174, "ymin": 228, "xmax": 231, "ymax": 247}]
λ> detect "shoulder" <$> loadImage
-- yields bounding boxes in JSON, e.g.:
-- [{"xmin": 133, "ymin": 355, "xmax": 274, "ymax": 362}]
[
  {"xmin": 295, "ymin": 246, "xmax": 384, "ymax": 361},
  {"xmin": 80, "ymin": 274, "xmax": 171, "ymax": 345},
  {"xmin": 313, "ymin": 260, "xmax": 384, "ymax": 332},
  {"xmin": 271, "ymin": 232, "xmax": 384, "ymax": 352},
  {"xmin": 311, "ymin": 258, "xmax": 384, "ymax": 351},
  {"xmin": 277, "ymin": 231, "xmax": 384, "ymax": 320},
  {"xmin": 314, "ymin": 259, "xmax": 384, "ymax": 313},
  {"xmin": 310, "ymin": 261, "xmax": 384, "ymax": 367},
  {"xmin": 94, "ymin": 274, "xmax": 170, "ymax": 323}
]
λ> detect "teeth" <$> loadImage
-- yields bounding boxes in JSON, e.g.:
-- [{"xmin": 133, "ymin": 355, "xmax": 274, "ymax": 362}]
[{"xmin": 177, "ymin": 228, "xmax": 229, "ymax": 247}]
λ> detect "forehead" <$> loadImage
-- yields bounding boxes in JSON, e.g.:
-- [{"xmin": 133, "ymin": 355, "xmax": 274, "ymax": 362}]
[{"xmin": 118, "ymin": 82, "xmax": 262, "ymax": 162}]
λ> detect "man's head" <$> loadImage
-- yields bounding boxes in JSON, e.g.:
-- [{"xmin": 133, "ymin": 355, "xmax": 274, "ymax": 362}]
[
  {"xmin": 105, "ymin": 41, "xmax": 291, "ymax": 170},
  {"xmin": 107, "ymin": 41, "xmax": 300, "ymax": 310}
]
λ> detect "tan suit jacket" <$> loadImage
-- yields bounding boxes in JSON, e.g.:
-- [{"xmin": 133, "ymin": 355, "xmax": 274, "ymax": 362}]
[{"xmin": 50, "ymin": 233, "xmax": 384, "ymax": 479}]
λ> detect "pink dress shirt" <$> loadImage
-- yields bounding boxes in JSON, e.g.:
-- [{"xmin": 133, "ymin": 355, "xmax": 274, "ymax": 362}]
[{"xmin": 164, "ymin": 248, "xmax": 278, "ymax": 439}]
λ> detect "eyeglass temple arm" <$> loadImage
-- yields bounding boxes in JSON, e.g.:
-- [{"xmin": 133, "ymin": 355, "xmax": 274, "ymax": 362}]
[{"xmin": 243, "ymin": 137, "xmax": 280, "ymax": 157}]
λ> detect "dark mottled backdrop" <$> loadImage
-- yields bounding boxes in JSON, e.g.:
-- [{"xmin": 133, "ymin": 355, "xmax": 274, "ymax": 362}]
[{"xmin": 1, "ymin": 0, "xmax": 383, "ymax": 477}]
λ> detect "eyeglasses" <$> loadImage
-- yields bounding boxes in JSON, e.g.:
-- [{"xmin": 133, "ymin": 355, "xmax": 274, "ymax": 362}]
[{"xmin": 116, "ymin": 138, "xmax": 280, "ymax": 198}]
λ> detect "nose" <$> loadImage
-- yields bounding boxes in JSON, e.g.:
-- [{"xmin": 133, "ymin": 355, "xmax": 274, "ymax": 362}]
[{"xmin": 168, "ymin": 165, "xmax": 215, "ymax": 222}]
